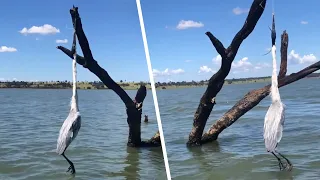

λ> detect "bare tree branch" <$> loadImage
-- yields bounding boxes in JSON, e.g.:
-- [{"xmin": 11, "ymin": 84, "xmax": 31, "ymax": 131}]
[
  {"xmin": 56, "ymin": 46, "xmax": 133, "ymax": 106},
  {"xmin": 202, "ymin": 61, "xmax": 320, "ymax": 143},
  {"xmin": 227, "ymin": 0, "xmax": 267, "ymax": 59},
  {"xmin": 187, "ymin": 0, "xmax": 267, "ymax": 146},
  {"xmin": 201, "ymin": 31, "xmax": 320, "ymax": 143},
  {"xmin": 57, "ymin": 7, "xmax": 160, "ymax": 147},
  {"xmin": 279, "ymin": 31, "xmax": 288, "ymax": 78},
  {"xmin": 205, "ymin": 32, "xmax": 226, "ymax": 59}
]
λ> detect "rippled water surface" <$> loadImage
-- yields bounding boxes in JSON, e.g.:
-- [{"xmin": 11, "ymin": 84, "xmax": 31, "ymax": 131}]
[
  {"xmin": 157, "ymin": 78, "xmax": 320, "ymax": 180},
  {"xmin": 0, "ymin": 89, "xmax": 165, "ymax": 180}
]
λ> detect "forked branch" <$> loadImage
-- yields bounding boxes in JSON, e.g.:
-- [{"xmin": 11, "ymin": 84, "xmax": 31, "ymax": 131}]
[
  {"xmin": 201, "ymin": 31, "xmax": 320, "ymax": 143},
  {"xmin": 187, "ymin": 0, "xmax": 267, "ymax": 146},
  {"xmin": 57, "ymin": 6, "xmax": 160, "ymax": 147}
]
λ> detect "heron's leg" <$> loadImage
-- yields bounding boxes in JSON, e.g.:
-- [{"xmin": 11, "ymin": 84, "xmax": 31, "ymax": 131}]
[
  {"xmin": 62, "ymin": 153, "xmax": 76, "ymax": 174},
  {"xmin": 278, "ymin": 152, "xmax": 293, "ymax": 171},
  {"xmin": 271, "ymin": 152, "xmax": 285, "ymax": 170}
]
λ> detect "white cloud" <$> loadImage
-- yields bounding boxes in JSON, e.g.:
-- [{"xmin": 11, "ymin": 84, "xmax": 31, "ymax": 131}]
[
  {"xmin": 56, "ymin": 39, "xmax": 68, "ymax": 44},
  {"xmin": 232, "ymin": 57, "xmax": 252, "ymax": 72},
  {"xmin": 185, "ymin": 60, "xmax": 192, "ymax": 63},
  {"xmin": 0, "ymin": 78, "xmax": 5, "ymax": 81},
  {"xmin": 232, "ymin": 7, "xmax": 249, "ymax": 15},
  {"xmin": 301, "ymin": 21, "xmax": 308, "ymax": 25},
  {"xmin": 211, "ymin": 56, "xmax": 271, "ymax": 74},
  {"xmin": 153, "ymin": 68, "xmax": 185, "ymax": 77},
  {"xmin": 288, "ymin": 50, "xmax": 317, "ymax": 64},
  {"xmin": 254, "ymin": 62, "xmax": 271, "ymax": 70},
  {"xmin": 19, "ymin": 24, "xmax": 60, "ymax": 35},
  {"xmin": 171, "ymin": 69, "xmax": 185, "ymax": 74},
  {"xmin": 176, "ymin": 20, "xmax": 204, "ymax": 30},
  {"xmin": 212, "ymin": 55, "xmax": 222, "ymax": 65},
  {"xmin": 0, "ymin": 46, "xmax": 17, "ymax": 52},
  {"xmin": 198, "ymin": 66, "xmax": 215, "ymax": 74}
]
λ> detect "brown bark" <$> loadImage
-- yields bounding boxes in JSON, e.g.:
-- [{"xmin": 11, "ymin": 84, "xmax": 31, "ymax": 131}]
[
  {"xmin": 187, "ymin": 0, "xmax": 267, "ymax": 146},
  {"xmin": 201, "ymin": 31, "xmax": 320, "ymax": 143},
  {"xmin": 57, "ymin": 6, "xmax": 160, "ymax": 147},
  {"xmin": 279, "ymin": 30, "xmax": 288, "ymax": 78},
  {"xmin": 141, "ymin": 131, "xmax": 161, "ymax": 147}
]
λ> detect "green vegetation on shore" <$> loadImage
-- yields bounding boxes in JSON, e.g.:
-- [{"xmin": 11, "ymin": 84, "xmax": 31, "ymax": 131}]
[
  {"xmin": 1, "ymin": 73, "xmax": 319, "ymax": 90},
  {"xmin": 0, "ymin": 81, "xmax": 151, "ymax": 90},
  {"xmin": 155, "ymin": 73, "xmax": 319, "ymax": 89}
]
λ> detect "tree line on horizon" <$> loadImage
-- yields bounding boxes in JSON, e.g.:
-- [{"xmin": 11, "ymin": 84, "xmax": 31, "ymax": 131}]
[
  {"xmin": 0, "ymin": 80, "xmax": 151, "ymax": 89},
  {"xmin": 0, "ymin": 73, "xmax": 318, "ymax": 89}
]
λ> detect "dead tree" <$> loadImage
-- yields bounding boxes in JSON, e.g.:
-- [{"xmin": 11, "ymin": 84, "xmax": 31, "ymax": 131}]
[
  {"xmin": 187, "ymin": 0, "xmax": 267, "ymax": 146},
  {"xmin": 188, "ymin": 0, "xmax": 320, "ymax": 146},
  {"xmin": 201, "ymin": 31, "xmax": 320, "ymax": 143},
  {"xmin": 57, "ymin": 6, "xmax": 160, "ymax": 147},
  {"xmin": 187, "ymin": 7, "xmax": 320, "ymax": 144}
]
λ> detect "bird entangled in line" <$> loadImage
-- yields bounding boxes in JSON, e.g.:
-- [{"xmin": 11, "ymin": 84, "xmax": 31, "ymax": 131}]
[
  {"xmin": 263, "ymin": 12, "xmax": 292, "ymax": 171},
  {"xmin": 262, "ymin": 12, "xmax": 277, "ymax": 56},
  {"xmin": 56, "ymin": 16, "xmax": 82, "ymax": 175}
]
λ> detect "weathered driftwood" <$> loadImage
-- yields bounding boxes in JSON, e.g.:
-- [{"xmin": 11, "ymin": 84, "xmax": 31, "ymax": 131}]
[
  {"xmin": 187, "ymin": 0, "xmax": 267, "ymax": 146},
  {"xmin": 279, "ymin": 31, "xmax": 288, "ymax": 78},
  {"xmin": 57, "ymin": 6, "xmax": 160, "ymax": 147},
  {"xmin": 201, "ymin": 31, "xmax": 320, "ymax": 143}
]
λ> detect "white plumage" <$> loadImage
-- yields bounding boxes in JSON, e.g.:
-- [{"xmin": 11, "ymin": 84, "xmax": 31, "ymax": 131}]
[
  {"xmin": 56, "ymin": 104, "xmax": 81, "ymax": 155},
  {"xmin": 263, "ymin": 44, "xmax": 292, "ymax": 171},
  {"xmin": 56, "ymin": 34, "xmax": 81, "ymax": 174},
  {"xmin": 263, "ymin": 45, "xmax": 285, "ymax": 152}
]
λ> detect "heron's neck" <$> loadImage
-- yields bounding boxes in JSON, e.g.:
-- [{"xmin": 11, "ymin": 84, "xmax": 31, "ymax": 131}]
[
  {"xmin": 270, "ymin": 45, "xmax": 281, "ymax": 102},
  {"xmin": 71, "ymin": 53, "xmax": 79, "ymax": 111}
]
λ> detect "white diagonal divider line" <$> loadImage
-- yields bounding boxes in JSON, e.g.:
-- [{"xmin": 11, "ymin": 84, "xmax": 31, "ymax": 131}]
[{"xmin": 135, "ymin": 0, "xmax": 172, "ymax": 179}]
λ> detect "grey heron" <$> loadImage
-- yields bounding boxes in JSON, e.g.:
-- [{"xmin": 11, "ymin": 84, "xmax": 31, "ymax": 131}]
[
  {"xmin": 263, "ymin": 13, "xmax": 292, "ymax": 171},
  {"xmin": 56, "ymin": 28, "xmax": 81, "ymax": 174}
]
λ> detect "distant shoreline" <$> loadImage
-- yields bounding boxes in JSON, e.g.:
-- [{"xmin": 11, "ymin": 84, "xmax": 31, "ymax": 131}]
[{"xmin": 0, "ymin": 74, "xmax": 318, "ymax": 90}]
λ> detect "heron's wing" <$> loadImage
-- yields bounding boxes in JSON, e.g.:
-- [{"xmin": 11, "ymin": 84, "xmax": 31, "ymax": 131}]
[
  {"xmin": 276, "ymin": 103, "xmax": 285, "ymax": 143},
  {"xmin": 264, "ymin": 101, "xmax": 285, "ymax": 152},
  {"xmin": 56, "ymin": 111, "xmax": 81, "ymax": 154},
  {"xmin": 280, "ymin": 102, "xmax": 285, "ymax": 126},
  {"xmin": 71, "ymin": 113, "xmax": 81, "ymax": 141}
]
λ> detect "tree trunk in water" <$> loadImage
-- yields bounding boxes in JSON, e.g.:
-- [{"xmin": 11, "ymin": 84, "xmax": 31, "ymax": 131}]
[
  {"xmin": 58, "ymin": 6, "xmax": 161, "ymax": 147},
  {"xmin": 201, "ymin": 31, "xmax": 320, "ymax": 143},
  {"xmin": 187, "ymin": 0, "xmax": 267, "ymax": 146}
]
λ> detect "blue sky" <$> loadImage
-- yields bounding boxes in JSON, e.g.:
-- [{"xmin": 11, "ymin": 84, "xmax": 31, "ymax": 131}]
[
  {"xmin": 141, "ymin": 0, "xmax": 320, "ymax": 82},
  {"xmin": 0, "ymin": 0, "xmax": 149, "ymax": 82}
]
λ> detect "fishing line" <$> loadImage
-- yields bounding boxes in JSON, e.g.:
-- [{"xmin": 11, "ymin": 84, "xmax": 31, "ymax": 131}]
[{"xmin": 272, "ymin": 0, "xmax": 275, "ymax": 15}]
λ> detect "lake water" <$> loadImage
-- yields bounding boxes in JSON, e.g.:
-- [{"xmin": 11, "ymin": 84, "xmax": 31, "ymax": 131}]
[
  {"xmin": 0, "ymin": 89, "xmax": 166, "ymax": 180},
  {"xmin": 157, "ymin": 78, "xmax": 320, "ymax": 180}
]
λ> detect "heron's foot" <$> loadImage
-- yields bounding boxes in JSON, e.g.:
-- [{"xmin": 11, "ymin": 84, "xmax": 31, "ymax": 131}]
[
  {"xmin": 278, "ymin": 160, "xmax": 285, "ymax": 171},
  {"xmin": 67, "ymin": 164, "xmax": 76, "ymax": 174},
  {"xmin": 278, "ymin": 152, "xmax": 293, "ymax": 171},
  {"xmin": 285, "ymin": 163, "xmax": 293, "ymax": 171},
  {"xmin": 283, "ymin": 160, "xmax": 293, "ymax": 171}
]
